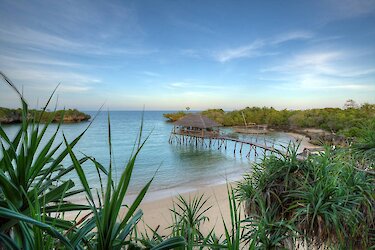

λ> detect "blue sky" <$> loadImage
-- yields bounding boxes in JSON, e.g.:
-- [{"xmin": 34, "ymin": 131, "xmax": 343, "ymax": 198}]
[{"xmin": 0, "ymin": 0, "xmax": 374, "ymax": 110}]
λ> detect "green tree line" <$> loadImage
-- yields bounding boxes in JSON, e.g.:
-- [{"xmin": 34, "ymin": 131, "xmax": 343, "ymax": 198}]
[
  {"xmin": 0, "ymin": 107, "xmax": 91, "ymax": 124},
  {"xmin": 164, "ymin": 102, "xmax": 375, "ymax": 137}
]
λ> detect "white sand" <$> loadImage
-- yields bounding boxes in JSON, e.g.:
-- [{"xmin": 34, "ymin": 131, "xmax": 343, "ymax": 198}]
[{"xmin": 136, "ymin": 183, "xmax": 235, "ymax": 235}]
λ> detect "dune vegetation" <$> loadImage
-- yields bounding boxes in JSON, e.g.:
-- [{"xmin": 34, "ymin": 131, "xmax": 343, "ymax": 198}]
[{"xmin": 1, "ymin": 73, "xmax": 374, "ymax": 249}]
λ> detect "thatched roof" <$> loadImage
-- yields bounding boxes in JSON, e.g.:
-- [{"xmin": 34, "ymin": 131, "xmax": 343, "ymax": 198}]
[{"xmin": 174, "ymin": 114, "xmax": 221, "ymax": 128}]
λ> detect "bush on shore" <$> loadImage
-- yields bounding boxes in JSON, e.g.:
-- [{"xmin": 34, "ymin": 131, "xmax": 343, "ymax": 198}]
[{"xmin": 164, "ymin": 104, "xmax": 375, "ymax": 138}]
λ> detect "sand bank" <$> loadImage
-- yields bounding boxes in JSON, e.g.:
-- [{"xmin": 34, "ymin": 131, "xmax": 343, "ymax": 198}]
[{"xmin": 285, "ymin": 132, "xmax": 323, "ymax": 151}]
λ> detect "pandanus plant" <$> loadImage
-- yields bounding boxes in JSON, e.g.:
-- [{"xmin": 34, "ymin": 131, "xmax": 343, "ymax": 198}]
[
  {"xmin": 0, "ymin": 72, "xmax": 185, "ymax": 249},
  {"xmin": 0, "ymin": 71, "xmax": 96, "ymax": 249},
  {"xmin": 64, "ymin": 114, "xmax": 185, "ymax": 249}
]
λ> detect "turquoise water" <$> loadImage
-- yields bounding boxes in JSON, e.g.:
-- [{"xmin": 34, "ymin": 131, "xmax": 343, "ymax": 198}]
[{"xmin": 1, "ymin": 111, "xmax": 298, "ymax": 196}]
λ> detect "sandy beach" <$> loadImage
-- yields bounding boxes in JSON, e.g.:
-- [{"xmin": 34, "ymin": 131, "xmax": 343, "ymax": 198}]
[
  {"xmin": 285, "ymin": 132, "xmax": 323, "ymax": 150},
  {"xmin": 137, "ymin": 182, "xmax": 235, "ymax": 236}
]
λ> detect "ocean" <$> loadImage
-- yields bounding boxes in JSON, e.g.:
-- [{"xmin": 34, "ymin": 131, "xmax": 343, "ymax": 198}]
[{"xmin": 1, "ymin": 111, "xmax": 299, "ymax": 199}]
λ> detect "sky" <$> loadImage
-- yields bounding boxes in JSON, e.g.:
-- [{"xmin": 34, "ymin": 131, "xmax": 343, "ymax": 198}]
[{"xmin": 0, "ymin": 0, "xmax": 374, "ymax": 111}]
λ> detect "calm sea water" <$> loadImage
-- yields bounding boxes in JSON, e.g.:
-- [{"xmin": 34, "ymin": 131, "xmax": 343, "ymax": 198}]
[{"xmin": 2, "ymin": 111, "xmax": 298, "ymax": 197}]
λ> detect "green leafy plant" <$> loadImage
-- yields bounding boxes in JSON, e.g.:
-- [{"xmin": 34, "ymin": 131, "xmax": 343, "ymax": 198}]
[
  {"xmin": 169, "ymin": 194, "xmax": 211, "ymax": 249},
  {"xmin": 221, "ymin": 186, "xmax": 242, "ymax": 250},
  {"xmin": 0, "ymin": 72, "xmax": 184, "ymax": 249},
  {"xmin": 0, "ymin": 71, "xmax": 95, "ymax": 249},
  {"xmin": 237, "ymin": 143, "xmax": 374, "ymax": 249},
  {"xmin": 350, "ymin": 118, "xmax": 375, "ymax": 170}
]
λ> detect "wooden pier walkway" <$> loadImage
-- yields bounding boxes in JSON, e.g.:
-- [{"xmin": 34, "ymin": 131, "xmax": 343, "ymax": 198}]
[
  {"xmin": 168, "ymin": 114, "xmax": 308, "ymax": 161},
  {"xmin": 169, "ymin": 130, "xmax": 289, "ymax": 159}
]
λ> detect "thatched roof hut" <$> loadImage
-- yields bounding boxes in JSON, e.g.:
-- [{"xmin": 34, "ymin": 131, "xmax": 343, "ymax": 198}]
[{"xmin": 174, "ymin": 114, "xmax": 221, "ymax": 129}]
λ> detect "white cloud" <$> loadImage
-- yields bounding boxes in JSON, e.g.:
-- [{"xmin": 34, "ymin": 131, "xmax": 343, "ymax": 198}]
[
  {"xmin": 140, "ymin": 71, "xmax": 161, "ymax": 77},
  {"xmin": 180, "ymin": 49, "xmax": 202, "ymax": 58},
  {"xmin": 330, "ymin": 68, "xmax": 375, "ymax": 78},
  {"xmin": 169, "ymin": 82, "xmax": 186, "ymax": 88},
  {"xmin": 263, "ymin": 51, "xmax": 343, "ymax": 74},
  {"xmin": 215, "ymin": 40, "xmax": 265, "ymax": 63},
  {"xmin": 271, "ymin": 72, "xmax": 375, "ymax": 91},
  {"xmin": 0, "ymin": 25, "xmax": 156, "ymax": 56},
  {"xmin": 0, "ymin": 26, "xmax": 82, "ymax": 51},
  {"xmin": 172, "ymin": 19, "xmax": 216, "ymax": 35},
  {"xmin": 325, "ymin": 0, "xmax": 375, "ymax": 20},
  {"xmin": 48, "ymin": 85, "xmax": 92, "ymax": 93},
  {"xmin": 167, "ymin": 81, "xmax": 224, "ymax": 90},
  {"xmin": 0, "ymin": 54, "xmax": 83, "ymax": 68},
  {"xmin": 298, "ymin": 74, "xmax": 374, "ymax": 90},
  {"xmin": 214, "ymin": 31, "xmax": 313, "ymax": 62},
  {"xmin": 263, "ymin": 49, "xmax": 375, "ymax": 79},
  {"xmin": 263, "ymin": 49, "xmax": 375, "ymax": 92},
  {"xmin": 1, "ymin": 68, "xmax": 101, "ymax": 93},
  {"xmin": 271, "ymin": 31, "xmax": 314, "ymax": 45}
]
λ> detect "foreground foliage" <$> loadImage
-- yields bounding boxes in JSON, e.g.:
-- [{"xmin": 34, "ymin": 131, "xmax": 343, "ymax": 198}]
[
  {"xmin": 0, "ymin": 73, "xmax": 184, "ymax": 249},
  {"xmin": 237, "ymin": 143, "xmax": 375, "ymax": 249}
]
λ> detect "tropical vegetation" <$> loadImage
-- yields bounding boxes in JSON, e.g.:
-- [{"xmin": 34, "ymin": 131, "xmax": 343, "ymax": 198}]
[
  {"xmin": 0, "ymin": 106, "xmax": 90, "ymax": 124},
  {"xmin": 1, "ymin": 73, "xmax": 374, "ymax": 249},
  {"xmin": 164, "ymin": 101, "xmax": 375, "ymax": 138}
]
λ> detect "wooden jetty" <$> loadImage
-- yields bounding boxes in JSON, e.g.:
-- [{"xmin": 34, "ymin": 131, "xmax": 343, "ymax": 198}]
[{"xmin": 169, "ymin": 114, "xmax": 287, "ymax": 158}]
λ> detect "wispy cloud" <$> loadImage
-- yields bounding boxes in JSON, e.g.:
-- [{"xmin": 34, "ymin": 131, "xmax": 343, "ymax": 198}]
[
  {"xmin": 261, "ymin": 48, "xmax": 375, "ymax": 92},
  {"xmin": 139, "ymin": 71, "xmax": 161, "ymax": 77},
  {"xmin": 173, "ymin": 19, "xmax": 216, "ymax": 35},
  {"xmin": 2, "ymin": 68, "xmax": 101, "ymax": 93},
  {"xmin": 0, "ymin": 25, "xmax": 156, "ymax": 57},
  {"xmin": 166, "ymin": 81, "xmax": 224, "ymax": 90},
  {"xmin": 276, "ymin": 79, "xmax": 375, "ymax": 91},
  {"xmin": 271, "ymin": 31, "xmax": 314, "ymax": 45},
  {"xmin": 180, "ymin": 49, "xmax": 203, "ymax": 58},
  {"xmin": 262, "ymin": 51, "xmax": 343, "ymax": 74},
  {"xmin": 0, "ymin": 54, "xmax": 84, "ymax": 68},
  {"xmin": 36, "ymin": 85, "xmax": 92, "ymax": 93},
  {"xmin": 297, "ymin": 74, "xmax": 375, "ymax": 90},
  {"xmin": 308, "ymin": 84, "xmax": 374, "ymax": 90},
  {"xmin": 324, "ymin": 0, "xmax": 375, "ymax": 21},
  {"xmin": 0, "ymin": 26, "xmax": 81, "ymax": 51},
  {"xmin": 214, "ymin": 31, "xmax": 313, "ymax": 62},
  {"xmin": 215, "ymin": 40, "xmax": 266, "ymax": 63},
  {"xmin": 263, "ymin": 49, "xmax": 375, "ymax": 78}
]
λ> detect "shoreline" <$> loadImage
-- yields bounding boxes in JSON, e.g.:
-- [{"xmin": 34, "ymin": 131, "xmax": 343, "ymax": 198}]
[
  {"xmin": 284, "ymin": 131, "xmax": 323, "ymax": 149},
  {"xmin": 67, "ymin": 169, "xmax": 247, "ymax": 205},
  {"xmin": 65, "ymin": 181, "xmax": 238, "ymax": 236},
  {"xmin": 137, "ymin": 131, "xmax": 318, "ymax": 232}
]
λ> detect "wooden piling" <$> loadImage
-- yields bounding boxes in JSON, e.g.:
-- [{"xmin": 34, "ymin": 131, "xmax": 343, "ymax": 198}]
[{"xmin": 169, "ymin": 130, "xmax": 286, "ymax": 158}]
